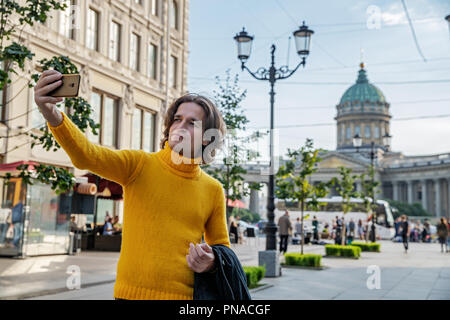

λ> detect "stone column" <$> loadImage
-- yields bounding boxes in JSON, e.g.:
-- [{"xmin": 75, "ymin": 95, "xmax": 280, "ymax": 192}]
[
  {"xmin": 407, "ymin": 180, "xmax": 414, "ymax": 204},
  {"xmin": 393, "ymin": 181, "xmax": 399, "ymax": 201},
  {"xmin": 421, "ymin": 179, "xmax": 428, "ymax": 212},
  {"xmin": 249, "ymin": 187, "xmax": 259, "ymax": 215},
  {"xmin": 435, "ymin": 179, "xmax": 441, "ymax": 218},
  {"xmin": 447, "ymin": 178, "xmax": 450, "ymax": 220}
]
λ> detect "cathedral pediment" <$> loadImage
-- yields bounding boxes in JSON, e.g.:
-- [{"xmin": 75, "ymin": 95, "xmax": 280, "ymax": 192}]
[{"xmin": 317, "ymin": 152, "xmax": 369, "ymax": 170}]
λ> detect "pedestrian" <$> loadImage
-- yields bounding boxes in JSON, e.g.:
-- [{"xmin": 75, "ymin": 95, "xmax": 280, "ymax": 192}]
[
  {"xmin": 335, "ymin": 215, "xmax": 343, "ymax": 245},
  {"xmin": 294, "ymin": 217, "xmax": 302, "ymax": 238},
  {"xmin": 112, "ymin": 216, "xmax": 122, "ymax": 235},
  {"xmin": 228, "ymin": 216, "xmax": 239, "ymax": 244},
  {"xmin": 35, "ymin": 72, "xmax": 232, "ymax": 300},
  {"xmin": 347, "ymin": 218, "xmax": 355, "ymax": 245},
  {"xmin": 400, "ymin": 215, "xmax": 410, "ymax": 253},
  {"xmin": 312, "ymin": 216, "xmax": 319, "ymax": 242},
  {"xmin": 357, "ymin": 219, "xmax": 364, "ymax": 240},
  {"xmin": 103, "ymin": 217, "xmax": 113, "ymax": 236},
  {"xmin": 437, "ymin": 218, "xmax": 449, "ymax": 253},
  {"xmin": 277, "ymin": 210, "xmax": 292, "ymax": 255}
]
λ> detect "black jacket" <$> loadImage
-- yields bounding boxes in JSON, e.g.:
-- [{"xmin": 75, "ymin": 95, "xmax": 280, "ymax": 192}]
[{"xmin": 193, "ymin": 244, "xmax": 252, "ymax": 300}]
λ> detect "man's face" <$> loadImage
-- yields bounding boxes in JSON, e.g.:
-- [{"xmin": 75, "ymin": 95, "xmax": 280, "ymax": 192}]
[{"xmin": 168, "ymin": 102, "xmax": 207, "ymax": 158}]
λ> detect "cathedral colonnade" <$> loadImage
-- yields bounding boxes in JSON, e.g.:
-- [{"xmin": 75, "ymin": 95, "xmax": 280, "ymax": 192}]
[{"xmin": 382, "ymin": 178, "xmax": 450, "ymax": 218}]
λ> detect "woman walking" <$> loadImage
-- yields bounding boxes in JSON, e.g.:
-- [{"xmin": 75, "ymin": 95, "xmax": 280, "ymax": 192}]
[{"xmin": 437, "ymin": 218, "xmax": 449, "ymax": 253}]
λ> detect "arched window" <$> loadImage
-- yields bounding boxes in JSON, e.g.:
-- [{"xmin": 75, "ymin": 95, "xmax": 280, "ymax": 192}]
[{"xmin": 170, "ymin": 0, "xmax": 178, "ymax": 30}]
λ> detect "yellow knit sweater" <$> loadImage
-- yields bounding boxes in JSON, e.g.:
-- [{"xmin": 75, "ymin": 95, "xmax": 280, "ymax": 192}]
[{"xmin": 48, "ymin": 111, "xmax": 231, "ymax": 300}]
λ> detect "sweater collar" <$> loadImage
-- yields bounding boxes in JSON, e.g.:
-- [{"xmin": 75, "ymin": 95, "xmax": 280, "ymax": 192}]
[{"xmin": 155, "ymin": 141, "xmax": 202, "ymax": 178}]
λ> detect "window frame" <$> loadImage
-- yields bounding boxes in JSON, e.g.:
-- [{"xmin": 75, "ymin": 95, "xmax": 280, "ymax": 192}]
[
  {"xmin": 90, "ymin": 89, "xmax": 120, "ymax": 149},
  {"xmin": 86, "ymin": 7, "xmax": 99, "ymax": 51}
]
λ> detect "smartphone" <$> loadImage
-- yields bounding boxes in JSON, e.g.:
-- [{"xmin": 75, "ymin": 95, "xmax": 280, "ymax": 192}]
[{"xmin": 49, "ymin": 74, "xmax": 80, "ymax": 97}]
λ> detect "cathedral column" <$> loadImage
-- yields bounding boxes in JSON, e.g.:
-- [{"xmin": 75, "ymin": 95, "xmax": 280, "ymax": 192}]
[
  {"xmin": 407, "ymin": 180, "xmax": 414, "ymax": 204},
  {"xmin": 421, "ymin": 179, "xmax": 428, "ymax": 212},
  {"xmin": 434, "ymin": 179, "xmax": 441, "ymax": 218},
  {"xmin": 393, "ymin": 181, "xmax": 399, "ymax": 201}
]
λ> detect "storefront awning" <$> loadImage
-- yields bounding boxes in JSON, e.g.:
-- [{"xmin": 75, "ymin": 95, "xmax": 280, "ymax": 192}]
[
  {"xmin": 0, "ymin": 161, "xmax": 39, "ymax": 172},
  {"xmin": 83, "ymin": 173, "xmax": 123, "ymax": 200}
]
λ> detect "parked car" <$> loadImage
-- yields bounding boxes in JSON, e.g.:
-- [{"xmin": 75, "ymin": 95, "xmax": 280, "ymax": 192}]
[
  {"xmin": 256, "ymin": 219, "xmax": 268, "ymax": 233},
  {"xmin": 238, "ymin": 220, "xmax": 259, "ymax": 236}
]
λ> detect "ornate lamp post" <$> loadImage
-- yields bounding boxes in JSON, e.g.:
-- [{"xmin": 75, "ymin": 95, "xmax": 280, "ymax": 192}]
[
  {"xmin": 353, "ymin": 133, "xmax": 391, "ymax": 242},
  {"xmin": 234, "ymin": 22, "xmax": 314, "ymax": 276}
]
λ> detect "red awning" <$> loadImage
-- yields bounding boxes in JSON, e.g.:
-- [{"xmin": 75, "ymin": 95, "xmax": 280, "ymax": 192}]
[
  {"xmin": 0, "ymin": 161, "xmax": 39, "ymax": 172},
  {"xmin": 83, "ymin": 173, "xmax": 123, "ymax": 200},
  {"xmin": 226, "ymin": 198, "xmax": 246, "ymax": 208}
]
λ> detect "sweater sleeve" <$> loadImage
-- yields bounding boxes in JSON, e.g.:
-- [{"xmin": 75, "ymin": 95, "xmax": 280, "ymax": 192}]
[
  {"xmin": 204, "ymin": 184, "xmax": 231, "ymax": 248},
  {"xmin": 47, "ymin": 111, "xmax": 145, "ymax": 186}
]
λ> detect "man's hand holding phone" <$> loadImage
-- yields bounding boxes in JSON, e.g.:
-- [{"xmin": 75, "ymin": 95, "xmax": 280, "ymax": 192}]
[{"xmin": 34, "ymin": 70, "xmax": 65, "ymax": 127}]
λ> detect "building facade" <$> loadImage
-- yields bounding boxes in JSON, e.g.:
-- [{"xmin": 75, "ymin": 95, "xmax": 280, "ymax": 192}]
[{"xmin": 0, "ymin": 0, "xmax": 189, "ymax": 255}]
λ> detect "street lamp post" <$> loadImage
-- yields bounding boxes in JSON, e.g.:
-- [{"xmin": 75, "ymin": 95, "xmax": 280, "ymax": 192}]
[
  {"xmin": 234, "ymin": 22, "xmax": 313, "ymax": 275},
  {"xmin": 353, "ymin": 133, "xmax": 391, "ymax": 242}
]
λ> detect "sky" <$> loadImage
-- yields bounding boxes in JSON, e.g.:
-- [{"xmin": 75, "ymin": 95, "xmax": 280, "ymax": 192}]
[{"xmin": 187, "ymin": 0, "xmax": 450, "ymax": 161}]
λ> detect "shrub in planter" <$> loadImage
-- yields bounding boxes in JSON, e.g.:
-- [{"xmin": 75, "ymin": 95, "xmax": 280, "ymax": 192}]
[
  {"xmin": 243, "ymin": 266, "xmax": 266, "ymax": 288},
  {"xmin": 325, "ymin": 244, "xmax": 361, "ymax": 258},
  {"xmin": 284, "ymin": 253, "xmax": 322, "ymax": 267},
  {"xmin": 351, "ymin": 242, "xmax": 381, "ymax": 252}
]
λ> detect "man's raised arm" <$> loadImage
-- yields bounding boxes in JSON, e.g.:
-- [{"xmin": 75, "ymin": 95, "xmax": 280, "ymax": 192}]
[{"xmin": 34, "ymin": 70, "xmax": 145, "ymax": 186}]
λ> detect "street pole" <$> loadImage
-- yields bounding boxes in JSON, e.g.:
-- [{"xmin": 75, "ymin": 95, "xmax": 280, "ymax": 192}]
[
  {"xmin": 234, "ymin": 22, "xmax": 313, "ymax": 276},
  {"xmin": 370, "ymin": 141, "xmax": 376, "ymax": 242}
]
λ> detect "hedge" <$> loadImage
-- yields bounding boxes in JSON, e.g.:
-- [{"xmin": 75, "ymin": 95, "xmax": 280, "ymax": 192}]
[
  {"xmin": 243, "ymin": 266, "xmax": 266, "ymax": 288},
  {"xmin": 284, "ymin": 253, "xmax": 322, "ymax": 267},
  {"xmin": 325, "ymin": 244, "xmax": 361, "ymax": 259},
  {"xmin": 350, "ymin": 242, "xmax": 381, "ymax": 252}
]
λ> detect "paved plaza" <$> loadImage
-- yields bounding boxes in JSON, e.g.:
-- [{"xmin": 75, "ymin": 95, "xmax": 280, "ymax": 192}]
[{"xmin": 0, "ymin": 239, "xmax": 449, "ymax": 300}]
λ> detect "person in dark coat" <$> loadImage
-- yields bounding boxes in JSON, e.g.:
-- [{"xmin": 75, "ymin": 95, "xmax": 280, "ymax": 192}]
[
  {"xmin": 437, "ymin": 218, "xmax": 449, "ymax": 253},
  {"xmin": 400, "ymin": 215, "xmax": 410, "ymax": 253},
  {"xmin": 277, "ymin": 210, "xmax": 292, "ymax": 254}
]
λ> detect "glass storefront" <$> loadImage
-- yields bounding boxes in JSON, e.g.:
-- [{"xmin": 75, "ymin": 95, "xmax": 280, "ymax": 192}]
[{"xmin": 0, "ymin": 178, "xmax": 70, "ymax": 257}]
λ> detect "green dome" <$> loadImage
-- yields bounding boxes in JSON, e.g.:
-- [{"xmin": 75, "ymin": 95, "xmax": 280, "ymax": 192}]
[{"xmin": 340, "ymin": 65, "xmax": 386, "ymax": 105}]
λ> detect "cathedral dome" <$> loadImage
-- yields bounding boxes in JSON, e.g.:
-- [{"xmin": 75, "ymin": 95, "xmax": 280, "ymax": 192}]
[{"xmin": 339, "ymin": 63, "xmax": 386, "ymax": 105}]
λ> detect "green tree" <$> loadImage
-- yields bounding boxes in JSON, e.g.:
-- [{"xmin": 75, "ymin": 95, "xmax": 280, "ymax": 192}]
[
  {"xmin": 275, "ymin": 138, "xmax": 328, "ymax": 254},
  {"xmin": 201, "ymin": 70, "xmax": 265, "ymax": 220},
  {"xmin": 328, "ymin": 167, "xmax": 359, "ymax": 245},
  {"xmin": 0, "ymin": 1, "xmax": 99, "ymax": 194}
]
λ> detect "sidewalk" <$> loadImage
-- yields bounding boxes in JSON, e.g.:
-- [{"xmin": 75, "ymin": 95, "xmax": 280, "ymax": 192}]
[{"xmin": 2, "ymin": 239, "xmax": 449, "ymax": 300}]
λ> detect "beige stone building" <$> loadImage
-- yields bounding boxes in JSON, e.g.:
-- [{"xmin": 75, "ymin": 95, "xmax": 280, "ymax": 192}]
[{"xmin": 0, "ymin": 0, "xmax": 189, "ymax": 241}]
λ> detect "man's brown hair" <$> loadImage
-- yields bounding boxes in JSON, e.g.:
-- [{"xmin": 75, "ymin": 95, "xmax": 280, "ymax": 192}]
[{"xmin": 160, "ymin": 93, "xmax": 227, "ymax": 164}]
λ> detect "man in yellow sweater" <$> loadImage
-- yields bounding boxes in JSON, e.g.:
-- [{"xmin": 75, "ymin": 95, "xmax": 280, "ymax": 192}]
[{"xmin": 34, "ymin": 70, "xmax": 231, "ymax": 300}]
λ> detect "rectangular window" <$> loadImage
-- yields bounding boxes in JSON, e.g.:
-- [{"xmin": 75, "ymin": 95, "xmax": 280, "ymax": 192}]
[
  {"xmin": 88, "ymin": 92, "xmax": 101, "ymax": 144},
  {"xmin": 130, "ymin": 33, "xmax": 140, "ymax": 71},
  {"xmin": 59, "ymin": 0, "xmax": 76, "ymax": 39},
  {"xmin": 151, "ymin": 0, "xmax": 158, "ymax": 16},
  {"xmin": 364, "ymin": 125, "xmax": 371, "ymax": 138},
  {"xmin": 147, "ymin": 43, "xmax": 157, "ymax": 79},
  {"xmin": 132, "ymin": 108, "xmax": 142, "ymax": 150},
  {"xmin": 346, "ymin": 127, "xmax": 351, "ymax": 139},
  {"xmin": 89, "ymin": 91, "xmax": 119, "ymax": 148},
  {"xmin": 31, "ymin": 90, "xmax": 44, "ymax": 129},
  {"xmin": 86, "ymin": 8, "xmax": 99, "ymax": 51},
  {"xmin": 169, "ymin": 55, "xmax": 177, "ymax": 88},
  {"xmin": 143, "ymin": 111, "xmax": 155, "ymax": 152},
  {"xmin": 374, "ymin": 126, "xmax": 380, "ymax": 138},
  {"xmin": 103, "ymin": 96, "xmax": 118, "ymax": 147},
  {"xmin": 354, "ymin": 126, "xmax": 360, "ymax": 136},
  {"xmin": 109, "ymin": 21, "xmax": 121, "ymax": 62},
  {"xmin": 132, "ymin": 107, "xmax": 155, "ymax": 152}
]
